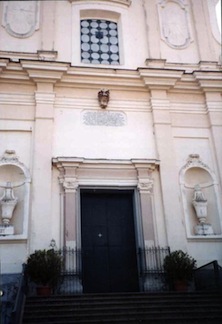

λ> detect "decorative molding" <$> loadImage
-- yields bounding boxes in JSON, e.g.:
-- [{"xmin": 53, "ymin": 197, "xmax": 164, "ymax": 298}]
[
  {"xmin": 139, "ymin": 68, "xmax": 183, "ymax": 90},
  {"xmin": 60, "ymin": 178, "xmax": 79, "ymax": 193},
  {"xmin": 181, "ymin": 154, "xmax": 210, "ymax": 176},
  {"xmin": 52, "ymin": 157, "xmax": 159, "ymax": 189},
  {"xmin": 35, "ymin": 92, "xmax": 56, "ymax": 105},
  {"xmin": 0, "ymin": 93, "xmax": 34, "ymax": 106},
  {"xmin": 2, "ymin": 1, "xmax": 40, "ymax": 38},
  {"xmin": 0, "ymin": 150, "xmax": 31, "ymax": 183},
  {"xmin": 37, "ymin": 51, "xmax": 58, "ymax": 62},
  {"xmin": 69, "ymin": 0, "xmax": 132, "ymax": 7},
  {"xmin": 158, "ymin": 0, "xmax": 192, "ymax": 49},
  {"xmin": 179, "ymin": 154, "xmax": 218, "ymax": 187},
  {"xmin": 193, "ymin": 71, "xmax": 222, "ymax": 92},
  {"xmin": 137, "ymin": 179, "xmax": 154, "ymax": 194},
  {"xmin": 20, "ymin": 60, "xmax": 68, "ymax": 83}
]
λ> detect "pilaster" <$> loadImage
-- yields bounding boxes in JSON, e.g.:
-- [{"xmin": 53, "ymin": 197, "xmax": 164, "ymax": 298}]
[
  {"xmin": 30, "ymin": 82, "xmax": 56, "ymax": 250},
  {"xmin": 56, "ymin": 161, "xmax": 82, "ymax": 248},
  {"xmin": 142, "ymin": 0, "xmax": 160, "ymax": 59},
  {"xmin": 150, "ymin": 89, "xmax": 187, "ymax": 250},
  {"xmin": 134, "ymin": 163, "xmax": 156, "ymax": 247}
]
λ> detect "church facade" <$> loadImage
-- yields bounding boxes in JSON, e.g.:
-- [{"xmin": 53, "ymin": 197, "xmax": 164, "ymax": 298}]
[{"xmin": 0, "ymin": 0, "xmax": 221, "ymax": 293}]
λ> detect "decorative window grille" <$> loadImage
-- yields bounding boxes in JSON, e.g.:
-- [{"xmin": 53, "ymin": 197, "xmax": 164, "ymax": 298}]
[{"xmin": 80, "ymin": 19, "xmax": 120, "ymax": 65}]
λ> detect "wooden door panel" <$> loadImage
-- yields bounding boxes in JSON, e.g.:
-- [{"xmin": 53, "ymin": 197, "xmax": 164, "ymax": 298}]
[{"xmin": 81, "ymin": 190, "xmax": 139, "ymax": 293}]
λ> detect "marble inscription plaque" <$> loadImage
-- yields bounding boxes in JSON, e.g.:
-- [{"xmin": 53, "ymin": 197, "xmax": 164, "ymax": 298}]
[{"xmin": 83, "ymin": 111, "xmax": 126, "ymax": 127}]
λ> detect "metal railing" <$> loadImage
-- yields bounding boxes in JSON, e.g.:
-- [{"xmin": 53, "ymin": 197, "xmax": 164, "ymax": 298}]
[
  {"xmin": 55, "ymin": 246, "xmax": 171, "ymax": 294},
  {"xmin": 194, "ymin": 260, "xmax": 222, "ymax": 293},
  {"xmin": 141, "ymin": 246, "xmax": 170, "ymax": 273},
  {"xmin": 56, "ymin": 247, "xmax": 82, "ymax": 294},
  {"xmin": 140, "ymin": 246, "xmax": 170, "ymax": 291}
]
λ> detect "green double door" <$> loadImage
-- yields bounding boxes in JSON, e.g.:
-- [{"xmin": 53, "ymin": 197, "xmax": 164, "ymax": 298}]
[{"xmin": 81, "ymin": 190, "xmax": 139, "ymax": 293}]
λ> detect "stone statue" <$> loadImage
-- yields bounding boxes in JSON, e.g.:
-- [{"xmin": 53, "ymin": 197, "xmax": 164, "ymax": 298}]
[
  {"xmin": 192, "ymin": 184, "xmax": 207, "ymax": 223},
  {"xmin": 192, "ymin": 184, "xmax": 213, "ymax": 235},
  {"xmin": 0, "ymin": 182, "xmax": 18, "ymax": 225},
  {"xmin": 193, "ymin": 184, "xmax": 207, "ymax": 202}
]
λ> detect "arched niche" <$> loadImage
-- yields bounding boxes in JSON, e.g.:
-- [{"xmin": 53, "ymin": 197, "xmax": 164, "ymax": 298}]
[
  {"xmin": 179, "ymin": 154, "xmax": 222, "ymax": 238},
  {"xmin": 0, "ymin": 150, "xmax": 31, "ymax": 239}
]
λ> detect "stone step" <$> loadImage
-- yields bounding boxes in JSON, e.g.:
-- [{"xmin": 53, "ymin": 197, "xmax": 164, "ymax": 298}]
[
  {"xmin": 23, "ymin": 292, "xmax": 222, "ymax": 324},
  {"xmin": 24, "ymin": 303, "xmax": 222, "ymax": 313},
  {"xmin": 23, "ymin": 311, "xmax": 222, "ymax": 324},
  {"xmin": 25, "ymin": 292, "xmax": 222, "ymax": 304}
]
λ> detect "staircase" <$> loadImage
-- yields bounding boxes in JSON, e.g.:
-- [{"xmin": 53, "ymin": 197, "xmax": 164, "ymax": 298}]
[{"xmin": 22, "ymin": 292, "xmax": 222, "ymax": 323}]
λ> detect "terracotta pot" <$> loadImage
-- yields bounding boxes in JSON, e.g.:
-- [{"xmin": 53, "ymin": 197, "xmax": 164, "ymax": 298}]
[
  {"xmin": 36, "ymin": 285, "xmax": 52, "ymax": 296},
  {"xmin": 174, "ymin": 280, "xmax": 188, "ymax": 292}
]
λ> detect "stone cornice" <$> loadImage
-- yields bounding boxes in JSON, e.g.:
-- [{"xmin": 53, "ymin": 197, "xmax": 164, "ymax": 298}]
[
  {"xmin": 145, "ymin": 59, "xmax": 222, "ymax": 72},
  {"xmin": 52, "ymin": 157, "xmax": 160, "ymax": 169},
  {"xmin": 138, "ymin": 68, "xmax": 183, "ymax": 90},
  {"xmin": 0, "ymin": 58, "xmax": 222, "ymax": 92},
  {"xmin": 52, "ymin": 157, "xmax": 159, "ymax": 191},
  {"xmin": 62, "ymin": 67, "xmax": 144, "ymax": 90},
  {"xmin": 35, "ymin": 92, "xmax": 56, "ymax": 105},
  {"xmin": 69, "ymin": 0, "xmax": 131, "ymax": 6},
  {"xmin": 0, "ymin": 58, "xmax": 9, "ymax": 72},
  {"xmin": 193, "ymin": 71, "xmax": 222, "ymax": 92},
  {"xmin": 20, "ymin": 60, "xmax": 69, "ymax": 83}
]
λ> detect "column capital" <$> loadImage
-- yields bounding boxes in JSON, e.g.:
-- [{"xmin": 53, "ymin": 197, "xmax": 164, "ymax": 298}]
[
  {"xmin": 59, "ymin": 177, "xmax": 78, "ymax": 193},
  {"xmin": 137, "ymin": 178, "xmax": 154, "ymax": 194}
]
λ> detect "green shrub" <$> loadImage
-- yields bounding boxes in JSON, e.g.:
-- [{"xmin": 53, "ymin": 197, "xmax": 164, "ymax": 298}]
[
  {"xmin": 26, "ymin": 249, "xmax": 62, "ymax": 287},
  {"xmin": 163, "ymin": 250, "xmax": 196, "ymax": 282}
]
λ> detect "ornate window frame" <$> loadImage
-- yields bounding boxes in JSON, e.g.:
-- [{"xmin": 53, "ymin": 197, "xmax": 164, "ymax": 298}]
[{"xmin": 70, "ymin": 1, "xmax": 129, "ymax": 67}]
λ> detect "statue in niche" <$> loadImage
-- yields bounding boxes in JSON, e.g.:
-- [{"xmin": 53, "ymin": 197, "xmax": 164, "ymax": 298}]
[
  {"xmin": 0, "ymin": 182, "xmax": 18, "ymax": 235},
  {"xmin": 98, "ymin": 89, "xmax": 110, "ymax": 109},
  {"xmin": 192, "ymin": 184, "xmax": 214, "ymax": 236}
]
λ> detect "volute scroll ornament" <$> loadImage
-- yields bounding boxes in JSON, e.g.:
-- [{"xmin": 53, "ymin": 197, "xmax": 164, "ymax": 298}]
[
  {"xmin": 138, "ymin": 179, "xmax": 154, "ymax": 194},
  {"xmin": 2, "ymin": 1, "xmax": 40, "ymax": 38},
  {"xmin": 158, "ymin": 0, "xmax": 192, "ymax": 49},
  {"xmin": 60, "ymin": 178, "xmax": 79, "ymax": 193}
]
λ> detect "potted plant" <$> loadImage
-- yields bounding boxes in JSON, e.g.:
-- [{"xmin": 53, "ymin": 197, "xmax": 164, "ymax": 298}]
[
  {"xmin": 26, "ymin": 249, "xmax": 62, "ymax": 296},
  {"xmin": 163, "ymin": 250, "xmax": 196, "ymax": 291}
]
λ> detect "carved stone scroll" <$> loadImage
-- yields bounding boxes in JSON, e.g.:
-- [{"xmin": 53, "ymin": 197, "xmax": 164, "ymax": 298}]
[
  {"xmin": 158, "ymin": 0, "xmax": 192, "ymax": 48},
  {"xmin": 2, "ymin": 1, "xmax": 40, "ymax": 38}
]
